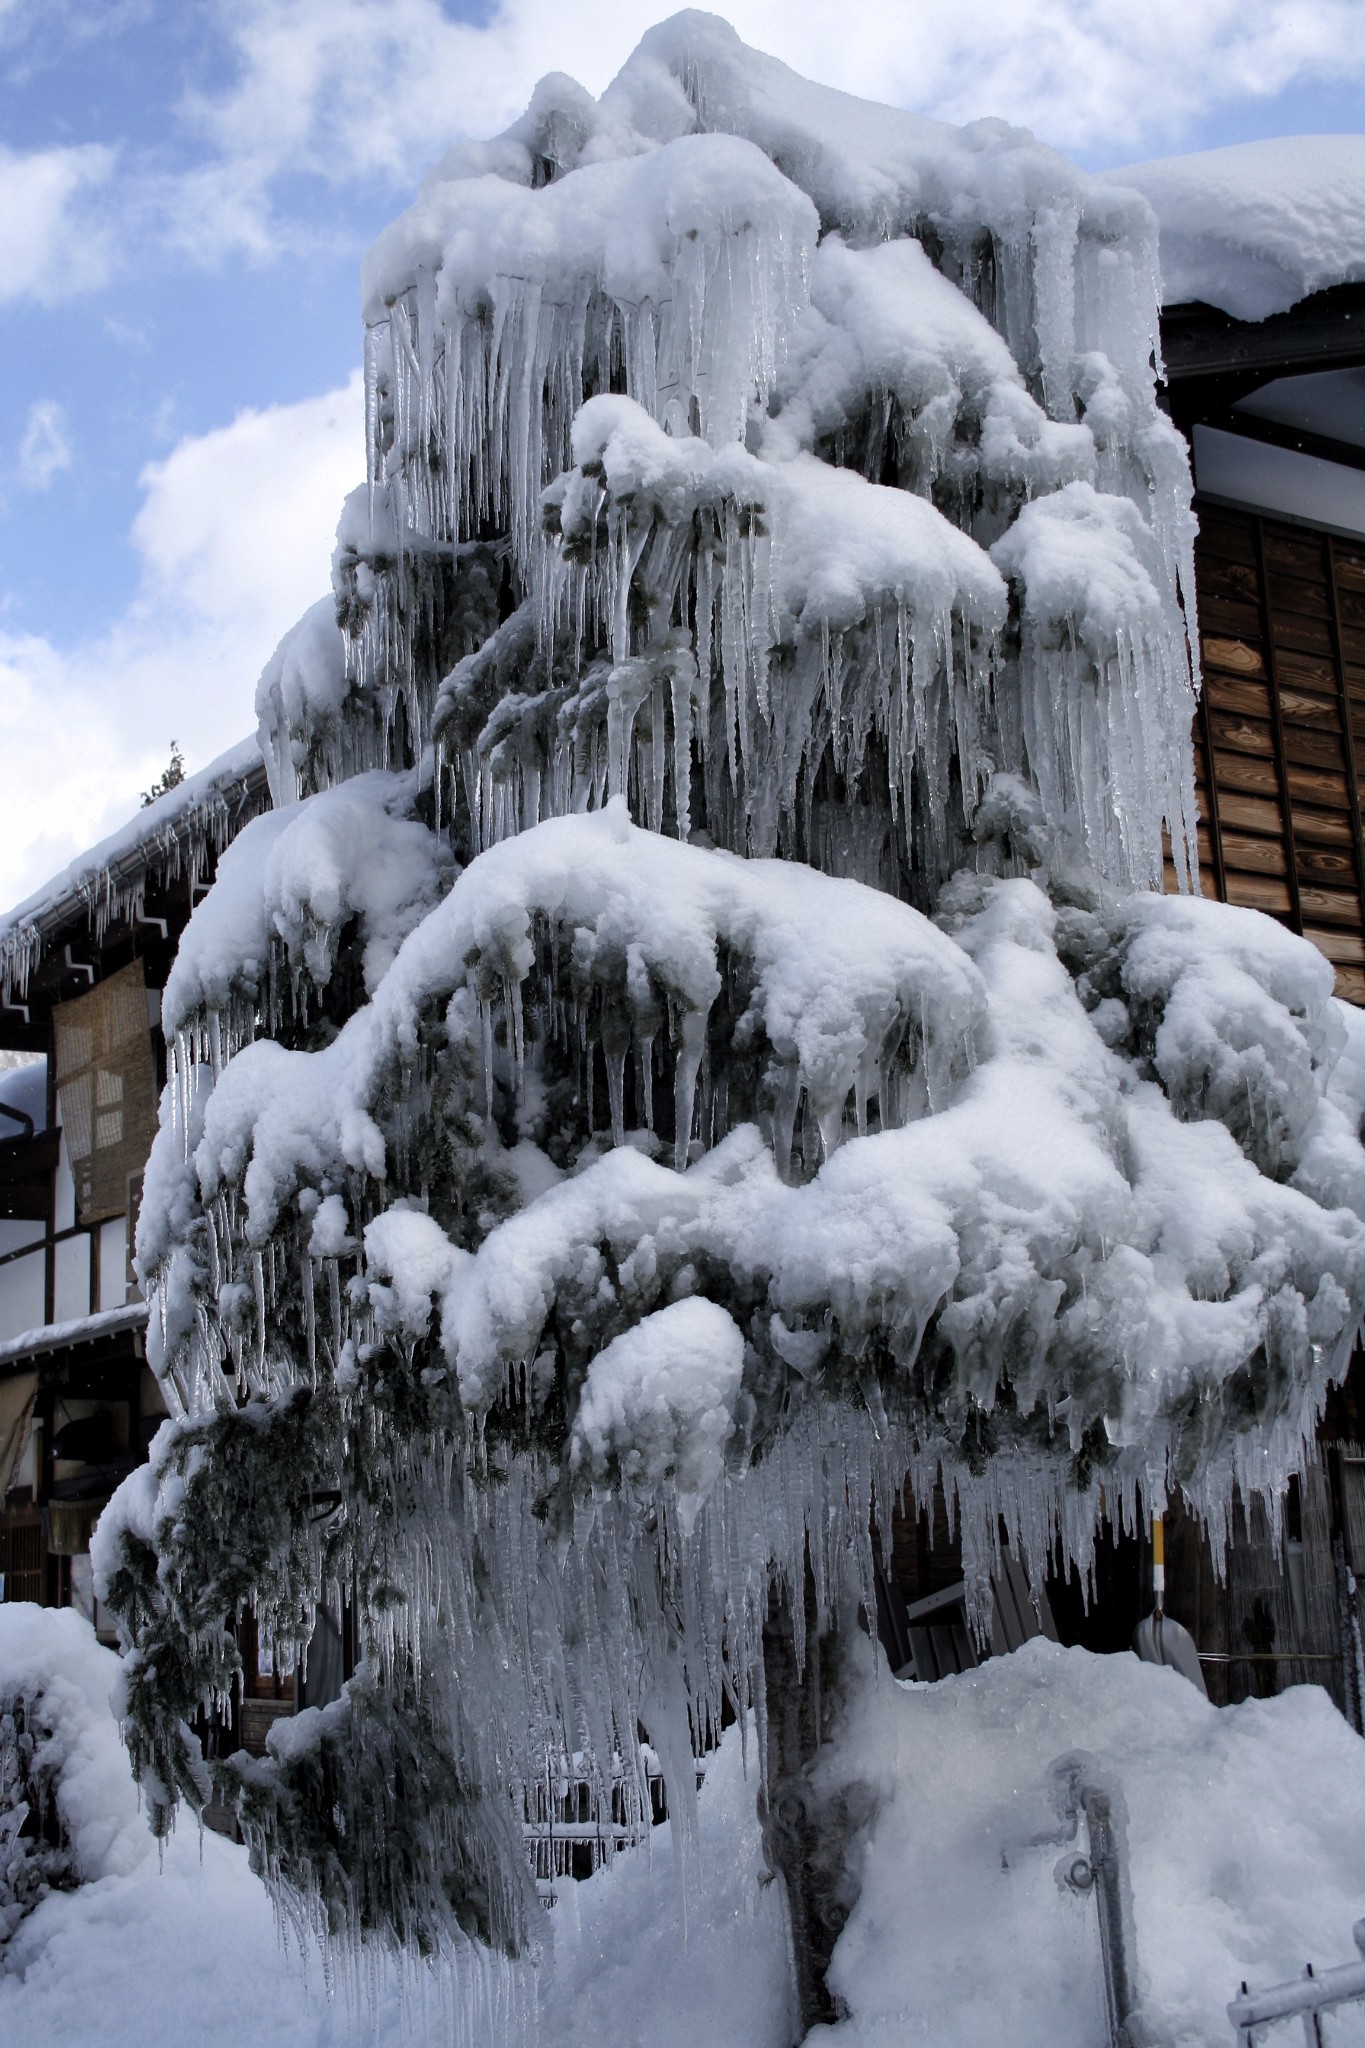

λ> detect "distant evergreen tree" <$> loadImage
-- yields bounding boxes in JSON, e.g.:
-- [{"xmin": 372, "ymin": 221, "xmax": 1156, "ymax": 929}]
[{"xmin": 139, "ymin": 742, "xmax": 185, "ymax": 809}]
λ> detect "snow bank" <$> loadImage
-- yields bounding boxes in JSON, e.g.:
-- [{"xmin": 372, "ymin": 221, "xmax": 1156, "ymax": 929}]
[
  {"xmin": 1121, "ymin": 136, "xmax": 1365, "ymax": 320},
  {"xmin": 5, "ymin": 1619, "xmax": 1365, "ymax": 2048},
  {"xmin": 541, "ymin": 1721, "xmax": 792, "ymax": 2048},
  {"xmin": 0, "ymin": 1671, "xmax": 785, "ymax": 2048},
  {"xmin": 815, "ymin": 1639, "xmax": 1365, "ymax": 2048},
  {"xmin": 0, "ymin": 1616, "xmax": 513, "ymax": 2047}
]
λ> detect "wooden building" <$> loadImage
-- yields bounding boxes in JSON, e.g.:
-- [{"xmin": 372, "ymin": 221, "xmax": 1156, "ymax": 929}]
[
  {"xmin": 0, "ymin": 742, "xmax": 267, "ymax": 1638},
  {"xmin": 1163, "ymin": 284, "xmax": 1365, "ymax": 998}
]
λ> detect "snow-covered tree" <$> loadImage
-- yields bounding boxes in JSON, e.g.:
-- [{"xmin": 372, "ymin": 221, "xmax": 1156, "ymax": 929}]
[{"xmin": 95, "ymin": 13, "xmax": 1365, "ymax": 2026}]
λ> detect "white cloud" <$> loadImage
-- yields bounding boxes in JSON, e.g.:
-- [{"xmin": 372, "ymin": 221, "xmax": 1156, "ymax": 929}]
[
  {"xmin": 9, "ymin": 4, "xmax": 1365, "ymax": 286},
  {"xmin": 0, "ymin": 372, "xmax": 363, "ymax": 910},
  {"xmin": 0, "ymin": 141, "xmax": 116, "ymax": 303},
  {"xmin": 131, "ymin": 378, "xmax": 361, "ymax": 625},
  {"xmin": 182, "ymin": 0, "xmax": 1365, "ymax": 212},
  {"xmin": 16, "ymin": 400, "xmax": 72, "ymax": 491}
]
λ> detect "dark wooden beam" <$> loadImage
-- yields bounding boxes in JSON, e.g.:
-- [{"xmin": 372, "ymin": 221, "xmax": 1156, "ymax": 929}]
[
  {"xmin": 1189, "ymin": 407, "xmax": 1365, "ymax": 476},
  {"xmin": 0, "ymin": 1131, "xmax": 60, "ymax": 1221},
  {"xmin": 1325, "ymin": 540, "xmax": 1365, "ymax": 943},
  {"xmin": 1161, "ymin": 283, "xmax": 1365, "ymax": 426},
  {"xmin": 1253, "ymin": 516, "xmax": 1305, "ymax": 935}
]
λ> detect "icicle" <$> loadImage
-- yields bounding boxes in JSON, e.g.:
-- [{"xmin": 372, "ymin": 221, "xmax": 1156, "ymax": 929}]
[{"xmin": 672, "ymin": 1008, "xmax": 705, "ymax": 1171}]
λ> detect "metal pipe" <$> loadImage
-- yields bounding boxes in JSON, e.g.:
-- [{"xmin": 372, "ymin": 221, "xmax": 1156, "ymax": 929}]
[
  {"xmin": 1084, "ymin": 1785, "xmax": 1137, "ymax": 2043},
  {"xmin": 1049, "ymin": 1759, "xmax": 1165, "ymax": 2046}
]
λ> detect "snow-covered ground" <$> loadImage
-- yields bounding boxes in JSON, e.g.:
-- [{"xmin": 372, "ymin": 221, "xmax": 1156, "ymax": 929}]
[{"xmin": 4, "ymin": 1603, "xmax": 1364, "ymax": 2048}]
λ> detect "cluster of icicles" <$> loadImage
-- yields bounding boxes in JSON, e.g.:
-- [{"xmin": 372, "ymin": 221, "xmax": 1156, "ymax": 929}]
[
  {"xmin": 0, "ymin": 768, "xmax": 268, "ymax": 1009},
  {"xmin": 254, "ymin": 60, "xmax": 1205, "ymax": 902},
  {"xmin": 350, "ymin": 270, "xmax": 1200, "ymax": 896},
  {"xmin": 139, "ymin": 1121, "xmax": 1325, "ymax": 1979}
]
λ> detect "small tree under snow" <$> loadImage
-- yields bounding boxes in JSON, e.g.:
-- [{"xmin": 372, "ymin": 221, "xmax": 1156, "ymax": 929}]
[{"xmin": 95, "ymin": 14, "xmax": 1365, "ymax": 2026}]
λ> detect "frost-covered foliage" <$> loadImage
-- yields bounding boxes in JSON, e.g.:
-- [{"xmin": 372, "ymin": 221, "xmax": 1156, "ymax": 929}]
[
  {"xmin": 162, "ymin": 768, "xmax": 453, "ymax": 1054},
  {"xmin": 0, "ymin": 1697, "xmax": 72, "ymax": 1948},
  {"xmin": 258, "ymin": 10, "xmax": 1197, "ymax": 897},
  {"xmin": 98, "ymin": 9, "xmax": 1365, "ymax": 1999}
]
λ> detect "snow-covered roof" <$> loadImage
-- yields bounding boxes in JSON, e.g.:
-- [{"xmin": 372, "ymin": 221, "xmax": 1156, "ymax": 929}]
[
  {"xmin": 0, "ymin": 1300, "xmax": 148, "ymax": 1372},
  {"xmin": 1121, "ymin": 136, "xmax": 1365, "ymax": 321},
  {"xmin": 0, "ymin": 735, "xmax": 269, "ymax": 1007}
]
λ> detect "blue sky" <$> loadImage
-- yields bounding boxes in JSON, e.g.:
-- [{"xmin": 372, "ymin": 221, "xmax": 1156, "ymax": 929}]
[{"xmin": 2, "ymin": 0, "xmax": 1363, "ymax": 908}]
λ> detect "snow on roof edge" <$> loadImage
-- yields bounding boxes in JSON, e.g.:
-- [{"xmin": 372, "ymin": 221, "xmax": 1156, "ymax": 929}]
[
  {"xmin": 1119, "ymin": 136, "xmax": 1365, "ymax": 321},
  {"xmin": 0, "ymin": 736, "xmax": 269, "ymax": 1007},
  {"xmin": 0, "ymin": 1300, "xmax": 149, "ymax": 1372}
]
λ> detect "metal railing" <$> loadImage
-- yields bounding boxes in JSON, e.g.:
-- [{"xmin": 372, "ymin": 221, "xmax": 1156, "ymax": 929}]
[{"xmin": 1228, "ymin": 1921, "xmax": 1365, "ymax": 2046}]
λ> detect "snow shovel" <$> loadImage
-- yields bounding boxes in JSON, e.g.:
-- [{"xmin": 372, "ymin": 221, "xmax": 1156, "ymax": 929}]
[{"xmin": 1132, "ymin": 1515, "xmax": 1208, "ymax": 1695}]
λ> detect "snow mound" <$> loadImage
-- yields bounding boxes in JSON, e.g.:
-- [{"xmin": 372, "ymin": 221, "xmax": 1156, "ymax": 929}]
[
  {"xmin": 0, "ymin": 1606, "xmax": 515, "ymax": 2046},
  {"xmin": 816, "ymin": 1639, "xmax": 1365, "ymax": 2048},
  {"xmin": 1121, "ymin": 136, "xmax": 1365, "ymax": 320},
  {"xmin": 0, "ymin": 1607, "xmax": 141, "ymax": 1946}
]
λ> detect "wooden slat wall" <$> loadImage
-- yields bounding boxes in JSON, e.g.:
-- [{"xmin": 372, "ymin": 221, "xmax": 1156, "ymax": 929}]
[{"xmin": 1180, "ymin": 503, "xmax": 1365, "ymax": 1005}]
